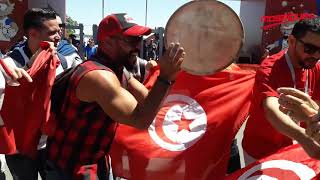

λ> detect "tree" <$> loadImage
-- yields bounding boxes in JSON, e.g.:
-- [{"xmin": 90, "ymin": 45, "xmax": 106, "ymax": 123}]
[{"xmin": 66, "ymin": 15, "xmax": 78, "ymax": 35}]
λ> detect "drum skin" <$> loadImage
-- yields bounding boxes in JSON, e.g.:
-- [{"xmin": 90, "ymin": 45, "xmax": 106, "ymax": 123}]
[{"xmin": 165, "ymin": 0, "xmax": 244, "ymax": 75}]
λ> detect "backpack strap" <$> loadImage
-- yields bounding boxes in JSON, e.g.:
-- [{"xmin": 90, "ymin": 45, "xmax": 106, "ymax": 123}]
[{"xmin": 50, "ymin": 66, "xmax": 77, "ymax": 115}]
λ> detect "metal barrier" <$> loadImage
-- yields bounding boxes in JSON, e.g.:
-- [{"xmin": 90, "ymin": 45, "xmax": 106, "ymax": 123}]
[{"xmin": 65, "ymin": 23, "xmax": 84, "ymax": 58}]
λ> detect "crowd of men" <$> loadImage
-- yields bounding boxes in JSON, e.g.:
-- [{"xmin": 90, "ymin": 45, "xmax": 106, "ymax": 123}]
[
  {"xmin": 0, "ymin": 6, "xmax": 320, "ymax": 180},
  {"xmin": 0, "ymin": 8, "xmax": 183, "ymax": 180}
]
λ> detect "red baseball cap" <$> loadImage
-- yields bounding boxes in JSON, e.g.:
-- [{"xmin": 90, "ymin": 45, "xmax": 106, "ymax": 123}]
[{"xmin": 97, "ymin": 13, "xmax": 151, "ymax": 42}]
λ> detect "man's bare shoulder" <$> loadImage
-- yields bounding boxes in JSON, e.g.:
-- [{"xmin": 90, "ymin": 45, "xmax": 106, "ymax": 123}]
[{"xmin": 76, "ymin": 70, "xmax": 121, "ymax": 102}]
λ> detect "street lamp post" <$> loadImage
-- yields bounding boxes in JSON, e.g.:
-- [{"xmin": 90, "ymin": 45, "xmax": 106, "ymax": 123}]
[
  {"xmin": 145, "ymin": 0, "xmax": 148, "ymax": 26},
  {"xmin": 102, "ymin": 0, "xmax": 105, "ymax": 19}
]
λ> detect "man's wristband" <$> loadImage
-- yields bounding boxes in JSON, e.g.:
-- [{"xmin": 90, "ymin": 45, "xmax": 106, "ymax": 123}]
[{"xmin": 157, "ymin": 76, "xmax": 175, "ymax": 86}]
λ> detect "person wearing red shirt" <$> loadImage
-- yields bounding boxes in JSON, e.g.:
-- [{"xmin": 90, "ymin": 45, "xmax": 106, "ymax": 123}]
[{"xmin": 242, "ymin": 17, "xmax": 320, "ymax": 163}]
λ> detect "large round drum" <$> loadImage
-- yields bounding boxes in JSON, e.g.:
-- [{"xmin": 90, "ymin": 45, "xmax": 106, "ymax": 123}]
[{"xmin": 165, "ymin": 0, "xmax": 244, "ymax": 75}]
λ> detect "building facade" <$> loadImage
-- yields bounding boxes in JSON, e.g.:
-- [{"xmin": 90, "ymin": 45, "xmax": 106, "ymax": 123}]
[{"xmin": 239, "ymin": 0, "xmax": 319, "ymax": 63}]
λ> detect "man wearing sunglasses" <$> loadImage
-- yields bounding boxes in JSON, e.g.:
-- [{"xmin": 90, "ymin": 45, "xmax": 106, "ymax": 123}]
[
  {"xmin": 242, "ymin": 16, "xmax": 320, "ymax": 164},
  {"xmin": 45, "ymin": 13, "xmax": 185, "ymax": 179}
]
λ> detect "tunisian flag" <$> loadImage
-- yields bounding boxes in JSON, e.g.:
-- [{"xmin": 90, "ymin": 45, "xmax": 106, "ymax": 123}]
[
  {"xmin": 0, "ymin": 47, "xmax": 59, "ymax": 158},
  {"xmin": 110, "ymin": 67, "xmax": 256, "ymax": 180},
  {"xmin": 226, "ymin": 144, "xmax": 320, "ymax": 180}
]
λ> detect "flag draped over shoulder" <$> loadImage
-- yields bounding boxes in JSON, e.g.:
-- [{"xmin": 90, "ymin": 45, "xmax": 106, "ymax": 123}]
[
  {"xmin": 0, "ymin": 49, "xmax": 59, "ymax": 158},
  {"xmin": 110, "ymin": 66, "xmax": 256, "ymax": 180},
  {"xmin": 226, "ymin": 144, "xmax": 320, "ymax": 180}
]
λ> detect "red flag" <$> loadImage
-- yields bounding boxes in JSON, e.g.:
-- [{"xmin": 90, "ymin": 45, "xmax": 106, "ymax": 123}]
[
  {"xmin": 110, "ymin": 68, "xmax": 256, "ymax": 180},
  {"xmin": 226, "ymin": 144, "xmax": 320, "ymax": 180},
  {"xmin": 0, "ymin": 49, "xmax": 59, "ymax": 158},
  {"xmin": 0, "ymin": 125, "xmax": 16, "ymax": 153},
  {"xmin": 143, "ymin": 65, "xmax": 160, "ymax": 89}
]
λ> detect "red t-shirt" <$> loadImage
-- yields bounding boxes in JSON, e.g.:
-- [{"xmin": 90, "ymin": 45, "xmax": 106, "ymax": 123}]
[{"xmin": 242, "ymin": 50, "xmax": 320, "ymax": 159}]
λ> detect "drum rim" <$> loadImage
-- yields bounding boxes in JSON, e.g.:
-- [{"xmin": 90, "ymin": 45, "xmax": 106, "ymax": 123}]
[{"xmin": 164, "ymin": 0, "xmax": 245, "ymax": 75}]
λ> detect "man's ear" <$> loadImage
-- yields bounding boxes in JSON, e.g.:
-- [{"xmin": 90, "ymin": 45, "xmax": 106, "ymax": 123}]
[{"xmin": 28, "ymin": 29, "xmax": 39, "ymax": 38}]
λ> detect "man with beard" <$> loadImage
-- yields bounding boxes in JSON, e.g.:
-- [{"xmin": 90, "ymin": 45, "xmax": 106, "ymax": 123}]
[
  {"xmin": 242, "ymin": 17, "xmax": 320, "ymax": 163},
  {"xmin": 46, "ymin": 13, "xmax": 185, "ymax": 179}
]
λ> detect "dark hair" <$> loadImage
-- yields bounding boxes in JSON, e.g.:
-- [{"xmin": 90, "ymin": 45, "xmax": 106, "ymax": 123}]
[
  {"xmin": 43, "ymin": 6, "xmax": 60, "ymax": 17},
  {"xmin": 292, "ymin": 16, "xmax": 320, "ymax": 39},
  {"xmin": 69, "ymin": 34, "xmax": 76, "ymax": 39},
  {"xmin": 23, "ymin": 8, "xmax": 57, "ymax": 33}
]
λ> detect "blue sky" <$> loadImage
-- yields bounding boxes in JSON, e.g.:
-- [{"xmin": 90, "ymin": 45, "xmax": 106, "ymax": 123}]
[{"xmin": 66, "ymin": 0, "xmax": 241, "ymax": 35}]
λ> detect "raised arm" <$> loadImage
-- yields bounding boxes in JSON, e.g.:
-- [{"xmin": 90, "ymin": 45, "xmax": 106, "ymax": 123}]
[{"xmin": 77, "ymin": 43, "xmax": 185, "ymax": 129}]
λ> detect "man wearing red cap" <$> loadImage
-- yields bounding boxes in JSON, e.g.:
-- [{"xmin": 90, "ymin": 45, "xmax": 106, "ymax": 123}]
[{"xmin": 46, "ymin": 13, "xmax": 185, "ymax": 179}]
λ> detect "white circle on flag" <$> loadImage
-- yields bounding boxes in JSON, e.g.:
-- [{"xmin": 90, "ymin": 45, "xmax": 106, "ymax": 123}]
[
  {"xmin": 148, "ymin": 94, "xmax": 207, "ymax": 151},
  {"xmin": 238, "ymin": 160, "xmax": 316, "ymax": 180}
]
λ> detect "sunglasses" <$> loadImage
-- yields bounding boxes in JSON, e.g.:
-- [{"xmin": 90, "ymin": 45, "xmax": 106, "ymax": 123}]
[
  {"xmin": 116, "ymin": 35, "xmax": 142, "ymax": 44},
  {"xmin": 297, "ymin": 38, "xmax": 320, "ymax": 55},
  {"xmin": 59, "ymin": 23, "xmax": 66, "ymax": 28}
]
